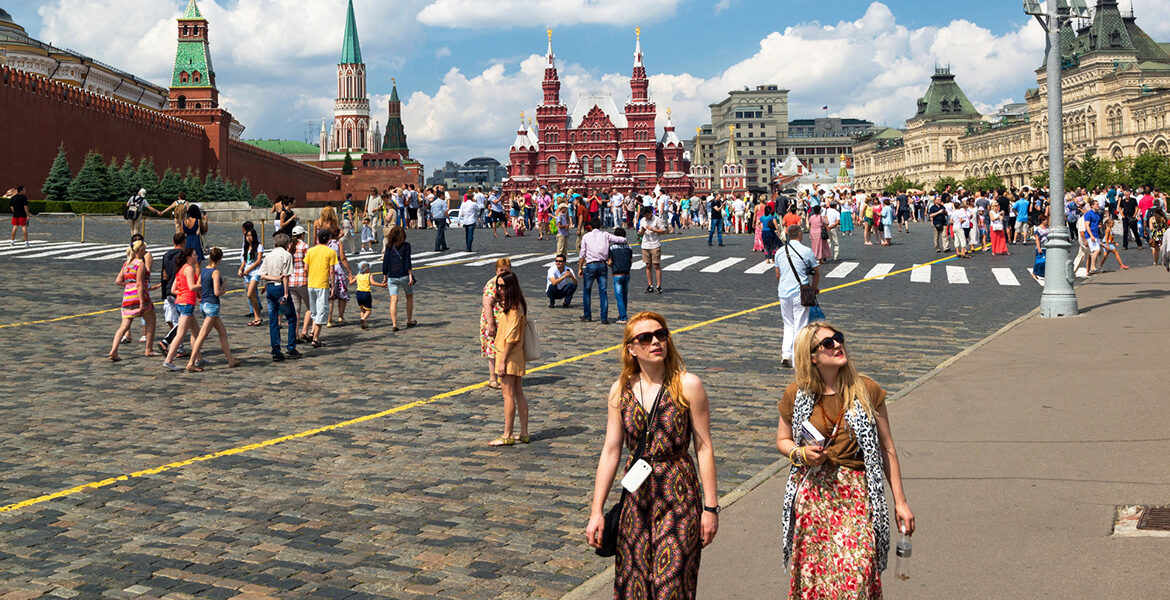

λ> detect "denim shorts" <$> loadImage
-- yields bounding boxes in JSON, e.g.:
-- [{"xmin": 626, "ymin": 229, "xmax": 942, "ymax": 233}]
[
  {"xmin": 386, "ymin": 276, "xmax": 413, "ymax": 296},
  {"xmin": 200, "ymin": 301, "xmax": 221, "ymax": 318},
  {"xmin": 243, "ymin": 271, "xmax": 262, "ymax": 283},
  {"xmin": 177, "ymin": 303, "xmax": 195, "ymax": 317},
  {"xmin": 355, "ymin": 291, "xmax": 373, "ymax": 309}
]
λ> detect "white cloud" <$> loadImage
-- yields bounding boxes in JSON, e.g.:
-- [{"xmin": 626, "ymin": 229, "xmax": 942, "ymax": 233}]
[
  {"xmin": 401, "ymin": 2, "xmax": 1048, "ymax": 170},
  {"xmin": 435, "ymin": 46, "xmax": 452, "ymax": 59},
  {"xmin": 714, "ymin": 0, "xmax": 731, "ymax": 15},
  {"xmin": 416, "ymin": 0, "xmax": 681, "ymax": 29}
]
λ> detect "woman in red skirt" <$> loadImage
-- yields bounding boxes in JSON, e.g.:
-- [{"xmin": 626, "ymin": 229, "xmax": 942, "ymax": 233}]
[{"xmin": 777, "ymin": 323, "xmax": 915, "ymax": 599}]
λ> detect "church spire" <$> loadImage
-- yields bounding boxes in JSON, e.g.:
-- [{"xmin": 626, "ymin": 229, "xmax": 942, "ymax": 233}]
[
  {"xmin": 167, "ymin": 0, "xmax": 217, "ymax": 109},
  {"xmin": 340, "ymin": 0, "xmax": 363, "ymax": 65},
  {"xmin": 541, "ymin": 28, "xmax": 562, "ymax": 106},
  {"xmin": 630, "ymin": 27, "xmax": 649, "ymax": 104},
  {"xmin": 183, "ymin": 0, "xmax": 202, "ymax": 19},
  {"xmin": 382, "ymin": 78, "xmax": 408, "ymax": 153},
  {"xmin": 725, "ymin": 125, "xmax": 739, "ymax": 165}
]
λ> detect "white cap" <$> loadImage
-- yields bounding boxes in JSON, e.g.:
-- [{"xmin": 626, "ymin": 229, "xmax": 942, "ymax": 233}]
[
  {"xmin": 138, "ymin": 188, "xmax": 147, "ymax": 196},
  {"xmin": 291, "ymin": 225, "xmax": 306, "ymax": 236}
]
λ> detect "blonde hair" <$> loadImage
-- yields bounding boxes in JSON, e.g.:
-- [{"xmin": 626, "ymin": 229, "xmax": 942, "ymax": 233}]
[
  {"xmin": 319, "ymin": 206, "xmax": 341, "ymax": 234},
  {"xmin": 613, "ymin": 311, "xmax": 688, "ymax": 413},
  {"xmin": 794, "ymin": 322, "xmax": 874, "ymax": 417},
  {"xmin": 125, "ymin": 240, "xmax": 146, "ymax": 261},
  {"xmin": 495, "ymin": 257, "xmax": 512, "ymax": 272}
]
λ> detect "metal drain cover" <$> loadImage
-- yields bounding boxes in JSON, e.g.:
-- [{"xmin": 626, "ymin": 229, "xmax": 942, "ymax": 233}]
[{"xmin": 1138, "ymin": 506, "xmax": 1170, "ymax": 532}]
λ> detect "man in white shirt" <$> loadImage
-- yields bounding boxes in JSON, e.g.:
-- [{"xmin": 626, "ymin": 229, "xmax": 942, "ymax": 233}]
[
  {"xmin": 775, "ymin": 225, "xmax": 820, "ymax": 368},
  {"xmin": 609, "ymin": 189, "xmax": 624, "ymax": 228},
  {"xmin": 824, "ymin": 202, "xmax": 841, "ymax": 260},
  {"xmin": 546, "ymin": 254, "xmax": 578, "ymax": 308},
  {"xmin": 638, "ymin": 206, "xmax": 667, "ymax": 294},
  {"xmin": 459, "ymin": 193, "xmax": 481, "ymax": 252},
  {"xmin": 732, "ymin": 196, "xmax": 747, "ymax": 233},
  {"xmin": 474, "ymin": 188, "xmax": 488, "ymax": 227},
  {"xmin": 364, "ymin": 188, "xmax": 382, "ymax": 235}
]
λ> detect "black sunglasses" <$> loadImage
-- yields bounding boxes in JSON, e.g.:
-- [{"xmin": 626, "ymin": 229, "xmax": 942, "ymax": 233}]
[
  {"xmin": 630, "ymin": 328, "xmax": 670, "ymax": 345},
  {"xmin": 812, "ymin": 331, "xmax": 845, "ymax": 352}
]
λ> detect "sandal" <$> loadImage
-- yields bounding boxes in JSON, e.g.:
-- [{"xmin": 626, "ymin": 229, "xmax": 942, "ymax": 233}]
[
  {"xmin": 406, "ymin": 320, "xmax": 417, "ymax": 328},
  {"xmin": 392, "ymin": 326, "xmax": 400, "ymax": 332},
  {"xmin": 518, "ymin": 434, "xmax": 530, "ymax": 444},
  {"xmin": 186, "ymin": 365, "xmax": 203, "ymax": 373},
  {"xmin": 107, "ymin": 354, "xmax": 121, "ymax": 362},
  {"xmin": 487, "ymin": 381, "xmax": 502, "ymax": 389},
  {"xmin": 488, "ymin": 437, "xmax": 515, "ymax": 447},
  {"xmin": 228, "ymin": 359, "xmax": 243, "ymax": 368},
  {"xmin": 247, "ymin": 320, "xmax": 262, "ymax": 327}
]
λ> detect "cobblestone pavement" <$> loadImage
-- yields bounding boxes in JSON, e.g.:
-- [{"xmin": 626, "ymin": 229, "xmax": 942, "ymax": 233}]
[{"xmin": 0, "ymin": 221, "xmax": 1146, "ymax": 599}]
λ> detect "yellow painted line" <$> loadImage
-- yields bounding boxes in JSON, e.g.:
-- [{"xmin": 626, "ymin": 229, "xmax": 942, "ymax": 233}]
[{"xmin": 0, "ymin": 247, "xmax": 967, "ymax": 514}]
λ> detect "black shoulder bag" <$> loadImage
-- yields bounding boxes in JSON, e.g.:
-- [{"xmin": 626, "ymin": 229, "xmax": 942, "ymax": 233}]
[
  {"xmin": 596, "ymin": 384, "xmax": 666, "ymax": 558},
  {"xmin": 783, "ymin": 241, "xmax": 818, "ymax": 307}
]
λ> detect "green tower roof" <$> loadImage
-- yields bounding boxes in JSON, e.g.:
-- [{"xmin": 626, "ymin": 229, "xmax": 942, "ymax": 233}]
[
  {"xmin": 389, "ymin": 82, "xmax": 399, "ymax": 102},
  {"xmin": 180, "ymin": 0, "xmax": 203, "ymax": 20},
  {"xmin": 340, "ymin": 0, "xmax": 363, "ymax": 65},
  {"xmin": 911, "ymin": 67, "xmax": 981, "ymax": 123}
]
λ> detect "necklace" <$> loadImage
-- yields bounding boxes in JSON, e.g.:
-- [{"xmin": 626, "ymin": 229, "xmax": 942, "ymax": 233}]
[{"xmin": 637, "ymin": 376, "xmax": 661, "ymax": 414}]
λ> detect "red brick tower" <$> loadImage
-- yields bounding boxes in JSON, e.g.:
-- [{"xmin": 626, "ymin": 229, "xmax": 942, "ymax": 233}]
[
  {"xmin": 167, "ymin": 0, "xmax": 218, "ymax": 110},
  {"xmin": 535, "ymin": 29, "xmax": 568, "ymax": 179},
  {"xmin": 623, "ymin": 28, "xmax": 658, "ymax": 193}
]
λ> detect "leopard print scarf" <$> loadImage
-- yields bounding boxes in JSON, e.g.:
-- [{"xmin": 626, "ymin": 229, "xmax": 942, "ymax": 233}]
[{"xmin": 780, "ymin": 389, "xmax": 890, "ymax": 572}]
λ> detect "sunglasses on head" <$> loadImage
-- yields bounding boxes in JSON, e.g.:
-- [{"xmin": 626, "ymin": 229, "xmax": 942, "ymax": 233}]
[
  {"xmin": 630, "ymin": 328, "xmax": 669, "ymax": 345},
  {"xmin": 812, "ymin": 331, "xmax": 845, "ymax": 352}
]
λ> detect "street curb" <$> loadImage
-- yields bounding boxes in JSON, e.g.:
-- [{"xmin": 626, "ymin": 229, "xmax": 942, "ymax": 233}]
[{"xmin": 559, "ymin": 304, "xmax": 1042, "ymax": 600}]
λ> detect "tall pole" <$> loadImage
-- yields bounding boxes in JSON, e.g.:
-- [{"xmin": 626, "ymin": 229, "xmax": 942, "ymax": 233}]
[{"xmin": 1039, "ymin": 1, "xmax": 1079, "ymax": 318}]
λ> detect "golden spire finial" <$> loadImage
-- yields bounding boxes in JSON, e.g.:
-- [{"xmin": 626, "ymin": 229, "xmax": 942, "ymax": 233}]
[
  {"xmin": 520, "ymin": 110, "xmax": 526, "ymax": 122},
  {"xmin": 547, "ymin": 28, "xmax": 553, "ymax": 41},
  {"xmin": 391, "ymin": 77, "xmax": 396, "ymax": 86},
  {"xmin": 729, "ymin": 124, "xmax": 735, "ymax": 132},
  {"xmin": 636, "ymin": 27, "xmax": 641, "ymax": 40},
  {"xmin": 696, "ymin": 126, "xmax": 701, "ymax": 134},
  {"xmin": 667, "ymin": 107, "xmax": 672, "ymax": 118}
]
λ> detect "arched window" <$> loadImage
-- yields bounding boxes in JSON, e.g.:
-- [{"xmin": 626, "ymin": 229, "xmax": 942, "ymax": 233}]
[
  {"xmin": 583, "ymin": 157, "xmax": 590, "ymax": 174},
  {"xmin": 176, "ymin": 95, "xmax": 186, "ymax": 109},
  {"xmin": 637, "ymin": 155, "xmax": 647, "ymax": 173},
  {"xmin": 605, "ymin": 155, "xmax": 613, "ymax": 173},
  {"xmin": 179, "ymin": 71, "xmax": 189, "ymax": 83},
  {"xmin": 347, "ymin": 129, "xmax": 353, "ymax": 148},
  {"xmin": 192, "ymin": 71, "xmax": 201, "ymax": 83},
  {"xmin": 593, "ymin": 156, "xmax": 602, "ymax": 173},
  {"xmin": 548, "ymin": 157, "xmax": 558, "ymax": 175},
  {"xmin": 359, "ymin": 126, "xmax": 365, "ymax": 147},
  {"xmin": 182, "ymin": 25, "xmax": 189, "ymax": 37},
  {"xmin": 194, "ymin": 103, "xmax": 201, "ymax": 109}
]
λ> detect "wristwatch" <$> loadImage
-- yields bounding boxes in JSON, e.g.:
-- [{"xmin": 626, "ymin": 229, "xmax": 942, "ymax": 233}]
[{"xmin": 702, "ymin": 505, "xmax": 721, "ymax": 514}]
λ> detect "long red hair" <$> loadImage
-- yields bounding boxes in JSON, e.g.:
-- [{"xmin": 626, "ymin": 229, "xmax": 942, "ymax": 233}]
[{"xmin": 612, "ymin": 311, "xmax": 688, "ymax": 412}]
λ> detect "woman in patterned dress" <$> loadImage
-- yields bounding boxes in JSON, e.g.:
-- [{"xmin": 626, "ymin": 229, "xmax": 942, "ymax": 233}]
[
  {"xmin": 480, "ymin": 258, "xmax": 512, "ymax": 389},
  {"xmin": 108, "ymin": 240, "xmax": 155, "ymax": 361},
  {"xmin": 777, "ymin": 323, "xmax": 915, "ymax": 599},
  {"xmin": 586, "ymin": 311, "xmax": 720, "ymax": 599},
  {"xmin": 1145, "ymin": 204, "xmax": 1167, "ymax": 266}
]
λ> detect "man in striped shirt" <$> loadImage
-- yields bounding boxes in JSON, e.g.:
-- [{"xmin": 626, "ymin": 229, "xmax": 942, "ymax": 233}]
[{"xmin": 289, "ymin": 225, "xmax": 312, "ymax": 342}]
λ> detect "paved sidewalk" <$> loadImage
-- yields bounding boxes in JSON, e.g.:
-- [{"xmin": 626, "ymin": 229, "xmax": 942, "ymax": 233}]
[{"xmin": 579, "ymin": 264, "xmax": 1170, "ymax": 599}]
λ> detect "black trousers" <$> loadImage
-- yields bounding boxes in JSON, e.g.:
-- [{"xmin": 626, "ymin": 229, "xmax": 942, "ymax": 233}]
[{"xmin": 1122, "ymin": 217, "xmax": 1142, "ymax": 248}]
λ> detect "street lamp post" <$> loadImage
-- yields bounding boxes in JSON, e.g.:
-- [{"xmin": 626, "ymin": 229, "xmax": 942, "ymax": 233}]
[{"xmin": 1024, "ymin": 0, "xmax": 1087, "ymax": 318}]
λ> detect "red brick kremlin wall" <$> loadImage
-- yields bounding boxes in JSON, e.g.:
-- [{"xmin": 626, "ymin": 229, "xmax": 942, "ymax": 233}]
[{"xmin": 0, "ymin": 66, "xmax": 339, "ymax": 200}]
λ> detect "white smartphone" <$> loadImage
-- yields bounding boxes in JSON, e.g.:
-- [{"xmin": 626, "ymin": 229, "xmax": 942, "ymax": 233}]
[{"xmin": 620, "ymin": 459, "xmax": 653, "ymax": 492}]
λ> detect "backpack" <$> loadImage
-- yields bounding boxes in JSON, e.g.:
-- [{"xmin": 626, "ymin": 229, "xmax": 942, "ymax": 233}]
[{"xmin": 124, "ymin": 196, "xmax": 142, "ymax": 220}]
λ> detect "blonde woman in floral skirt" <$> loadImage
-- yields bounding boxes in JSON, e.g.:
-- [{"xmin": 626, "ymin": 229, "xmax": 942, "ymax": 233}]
[{"xmin": 777, "ymin": 322, "xmax": 915, "ymax": 599}]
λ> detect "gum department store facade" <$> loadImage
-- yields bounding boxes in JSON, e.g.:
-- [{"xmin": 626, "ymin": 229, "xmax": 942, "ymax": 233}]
[{"xmin": 854, "ymin": 0, "xmax": 1170, "ymax": 191}]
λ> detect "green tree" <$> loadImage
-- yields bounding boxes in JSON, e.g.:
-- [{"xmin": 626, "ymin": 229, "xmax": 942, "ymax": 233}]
[
  {"xmin": 157, "ymin": 167, "xmax": 184, "ymax": 202},
  {"xmin": 1129, "ymin": 151, "xmax": 1167, "ymax": 190},
  {"xmin": 1031, "ymin": 170, "xmax": 1049, "ymax": 189},
  {"xmin": 67, "ymin": 151, "xmax": 112, "ymax": 203},
  {"xmin": 959, "ymin": 176, "xmax": 982, "ymax": 192},
  {"xmin": 237, "ymin": 177, "xmax": 253, "ymax": 205},
  {"xmin": 136, "ymin": 157, "xmax": 159, "ymax": 195},
  {"xmin": 342, "ymin": 151, "xmax": 354, "ymax": 175},
  {"xmin": 41, "ymin": 144, "xmax": 73, "ymax": 201},
  {"xmin": 106, "ymin": 157, "xmax": 126, "ymax": 201},
  {"xmin": 977, "ymin": 175, "xmax": 1004, "ymax": 193},
  {"xmin": 881, "ymin": 174, "xmax": 922, "ymax": 196},
  {"xmin": 203, "ymin": 171, "xmax": 228, "ymax": 201},
  {"xmin": 183, "ymin": 168, "xmax": 205, "ymax": 203},
  {"xmin": 118, "ymin": 154, "xmax": 138, "ymax": 196},
  {"xmin": 251, "ymin": 192, "xmax": 272, "ymax": 208},
  {"xmin": 934, "ymin": 176, "xmax": 959, "ymax": 194},
  {"xmin": 1110, "ymin": 158, "xmax": 1134, "ymax": 190}
]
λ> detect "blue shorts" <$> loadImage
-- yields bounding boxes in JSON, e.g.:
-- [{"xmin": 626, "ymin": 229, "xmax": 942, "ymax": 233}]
[
  {"xmin": 243, "ymin": 271, "xmax": 262, "ymax": 283},
  {"xmin": 177, "ymin": 303, "xmax": 195, "ymax": 317},
  {"xmin": 200, "ymin": 301, "xmax": 221, "ymax": 318},
  {"xmin": 387, "ymin": 276, "xmax": 413, "ymax": 296},
  {"xmin": 355, "ymin": 291, "xmax": 373, "ymax": 309}
]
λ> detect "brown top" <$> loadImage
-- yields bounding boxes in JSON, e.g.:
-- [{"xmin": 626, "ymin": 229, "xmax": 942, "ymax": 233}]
[
  {"xmin": 493, "ymin": 307, "xmax": 527, "ymax": 376},
  {"xmin": 778, "ymin": 376, "xmax": 886, "ymax": 470}
]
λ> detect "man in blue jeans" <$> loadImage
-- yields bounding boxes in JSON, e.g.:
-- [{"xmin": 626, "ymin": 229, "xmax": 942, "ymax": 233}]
[
  {"xmin": 708, "ymin": 196, "xmax": 725, "ymax": 246},
  {"xmin": 577, "ymin": 219, "xmax": 626, "ymax": 324},
  {"xmin": 608, "ymin": 227, "xmax": 634, "ymax": 324},
  {"xmin": 257, "ymin": 233, "xmax": 300, "ymax": 361}
]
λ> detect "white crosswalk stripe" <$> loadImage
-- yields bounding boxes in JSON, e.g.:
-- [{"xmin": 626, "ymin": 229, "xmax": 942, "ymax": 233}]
[
  {"xmin": 826, "ymin": 262, "xmax": 859, "ymax": 279},
  {"xmin": 909, "ymin": 264, "xmax": 931, "ymax": 283},
  {"xmin": 412, "ymin": 251, "xmax": 475, "ymax": 264},
  {"xmin": 543, "ymin": 253, "xmax": 580, "ymax": 267},
  {"xmin": 663, "ymin": 256, "xmax": 709, "ymax": 272},
  {"xmin": 7, "ymin": 242, "xmax": 106, "ymax": 258},
  {"xmin": 511, "ymin": 253, "xmax": 561, "ymax": 267},
  {"xmin": 67, "ymin": 244, "xmax": 147, "ymax": 259},
  {"xmin": 991, "ymin": 267, "xmax": 1019, "ymax": 286},
  {"xmin": 632, "ymin": 255, "xmax": 674, "ymax": 271},
  {"xmin": 465, "ymin": 253, "xmax": 537, "ymax": 267},
  {"xmin": 946, "ymin": 265, "xmax": 969, "ymax": 284},
  {"xmin": 423, "ymin": 252, "xmax": 504, "ymax": 267},
  {"xmin": 744, "ymin": 260, "xmax": 774, "ymax": 274},
  {"xmin": 0, "ymin": 241, "xmax": 75, "ymax": 256},
  {"xmin": 700, "ymin": 257, "xmax": 745, "ymax": 273},
  {"xmin": 863, "ymin": 263, "xmax": 894, "ymax": 280},
  {"xmin": 85, "ymin": 245, "xmax": 170, "ymax": 261}
]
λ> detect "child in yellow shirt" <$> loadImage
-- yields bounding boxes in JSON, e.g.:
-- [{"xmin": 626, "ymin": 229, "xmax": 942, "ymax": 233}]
[{"xmin": 348, "ymin": 261, "xmax": 387, "ymax": 329}]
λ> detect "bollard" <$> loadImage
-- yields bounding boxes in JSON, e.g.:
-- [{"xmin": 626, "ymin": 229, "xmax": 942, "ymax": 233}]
[
  {"xmin": 310, "ymin": 222, "xmax": 315, "ymax": 246},
  {"xmin": 260, "ymin": 220, "xmax": 266, "ymax": 244},
  {"xmin": 80, "ymin": 213, "xmax": 86, "ymax": 243}
]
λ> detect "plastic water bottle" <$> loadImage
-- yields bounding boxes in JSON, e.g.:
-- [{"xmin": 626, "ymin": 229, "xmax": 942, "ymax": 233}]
[{"xmin": 894, "ymin": 531, "xmax": 912, "ymax": 581}]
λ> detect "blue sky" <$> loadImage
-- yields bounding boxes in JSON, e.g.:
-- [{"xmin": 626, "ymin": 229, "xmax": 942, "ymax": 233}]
[{"xmin": 10, "ymin": 1, "xmax": 1168, "ymax": 173}]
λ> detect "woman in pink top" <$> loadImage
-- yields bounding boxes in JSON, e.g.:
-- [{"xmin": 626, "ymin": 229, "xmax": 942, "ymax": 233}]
[
  {"xmin": 109, "ymin": 241, "xmax": 155, "ymax": 361},
  {"xmin": 163, "ymin": 248, "xmax": 203, "ymax": 371}
]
